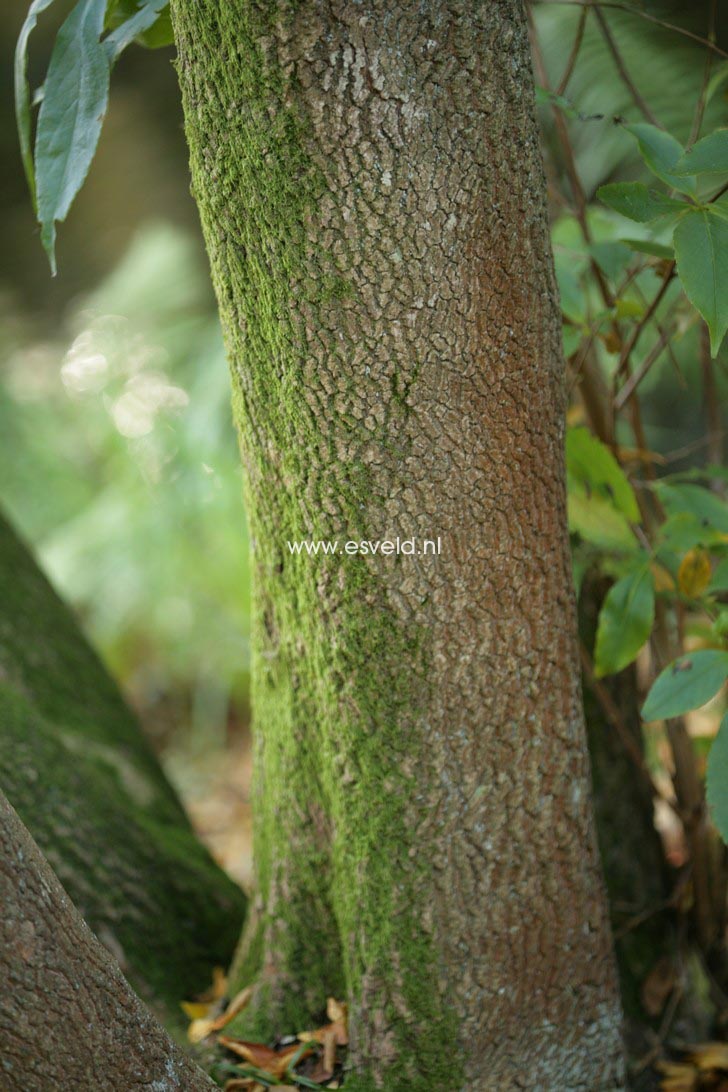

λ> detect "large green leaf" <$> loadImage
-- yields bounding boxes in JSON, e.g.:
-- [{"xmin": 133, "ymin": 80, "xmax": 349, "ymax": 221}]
[
  {"xmin": 626, "ymin": 123, "xmax": 696, "ymax": 196},
  {"xmin": 566, "ymin": 427, "xmax": 640, "ymax": 550},
  {"xmin": 673, "ymin": 208, "xmax": 728, "ymax": 356},
  {"xmin": 567, "ymin": 490, "xmax": 636, "ymax": 550},
  {"xmin": 674, "ymin": 129, "xmax": 728, "ymax": 176},
  {"xmin": 594, "ymin": 566, "xmax": 655, "ymax": 677},
  {"xmin": 707, "ymin": 713, "xmax": 728, "ymax": 844},
  {"xmin": 597, "ymin": 181, "xmax": 685, "ymax": 223},
  {"xmin": 642, "ymin": 649, "xmax": 728, "ymax": 721},
  {"xmin": 14, "ymin": 0, "xmax": 58, "ymax": 207},
  {"xmin": 34, "ymin": 0, "xmax": 111, "ymax": 273},
  {"xmin": 566, "ymin": 428, "xmax": 640, "ymax": 522}
]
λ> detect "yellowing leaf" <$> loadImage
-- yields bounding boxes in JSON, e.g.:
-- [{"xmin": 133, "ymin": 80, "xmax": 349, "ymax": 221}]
[
  {"xmin": 180, "ymin": 1001, "xmax": 210, "ymax": 1021},
  {"xmin": 678, "ymin": 549, "xmax": 712, "ymax": 598}
]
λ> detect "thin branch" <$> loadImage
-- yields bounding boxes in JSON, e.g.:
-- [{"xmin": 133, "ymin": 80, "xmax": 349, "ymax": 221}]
[
  {"xmin": 687, "ymin": 0, "xmax": 717, "ymax": 148},
  {"xmin": 614, "ymin": 324, "xmax": 674, "ymax": 411},
  {"xmin": 556, "ymin": 4, "xmax": 589, "ymax": 95},
  {"xmin": 592, "ymin": 6, "xmax": 659, "ymax": 125},
  {"xmin": 615, "ymin": 261, "xmax": 675, "ymax": 380}
]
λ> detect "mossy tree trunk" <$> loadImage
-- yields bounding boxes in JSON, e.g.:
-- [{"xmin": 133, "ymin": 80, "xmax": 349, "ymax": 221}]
[
  {"xmin": 0, "ymin": 511, "xmax": 246, "ymax": 1020},
  {"xmin": 171, "ymin": 1, "xmax": 626, "ymax": 1087},
  {"xmin": 0, "ymin": 790, "xmax": 215, "ymax": 1092}
]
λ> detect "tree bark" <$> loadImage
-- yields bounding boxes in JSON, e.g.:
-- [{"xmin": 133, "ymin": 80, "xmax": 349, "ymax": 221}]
[
  {"xmin": 0, "ymin": 790, "xmax": 215, "ymax": 1092},
  {"xmin": 0, "ymin": 511, "xmax": 246, "ymax": 1017},
  {"xmin": 171, "ymin": 0, "xmax": 626, "ymax": 1087}
]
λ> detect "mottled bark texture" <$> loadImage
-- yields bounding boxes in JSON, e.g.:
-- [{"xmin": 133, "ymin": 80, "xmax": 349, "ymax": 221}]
[
  {"xmin": 0, "ymin": 512, "xmax": 245, "ymax": 1016},
  {"xmin": 171, "ymin": 0, "xmax": 625, "ymax": 1087},
  {"xmin": 0, "ymin": 790, "xmax": 215, "ymax": 1092}
]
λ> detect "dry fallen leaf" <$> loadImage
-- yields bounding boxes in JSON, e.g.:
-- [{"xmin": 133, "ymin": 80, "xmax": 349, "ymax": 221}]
[
  {"xmin": 182, "ymin": 968, "xmax": 230, "ymax": 1026},
  {"xmin": 323, "ymin": 1028, "xmax": 337, "ymax": 1074},
  {"xmin": 299, "ymin": 997, "xmax": 349, "ymax": 1047},
  {"xmin": 187, "ymin": 986, "xmax": 253, "ymax": 1043},
  {"xmin": 218, "ymin": 1036, "xmax": 314, "ymax": 1079}
]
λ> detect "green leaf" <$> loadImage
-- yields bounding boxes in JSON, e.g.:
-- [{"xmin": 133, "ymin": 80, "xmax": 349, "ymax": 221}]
[
  {"xmin": 566, "ymin": 427, "xmax": 640, "ymax": 549},
  {"xmin": 660, "ymin": 513, "xmax": 727, "ymax": 555},
  {"xmin": 642, "ymin": 649, "xmax": 728, "ymax": 721},
  {"xmin": 620, "ymin": 237, "xmax": 674, "ymax": 259},
  {"xmin": 567, "ymin": 491, "xmax": 636, "ymax": 550},
  {"xmin": 103, "ymin": 0, "xmax": 169, "ymax": 60},
  {"xmin": 674, "ymin": 129, "xmax": 728, "ymax": 177},
  {"xmin": 34, "ymin": 0, "xmax": 110, "ymax": 274},
  {"xmin": 707, "ymin": 713, "xmax": 728, "ymax": 844},
  {"xmin": 566, "ymin": 428, "xmax": 640, "ymax": 522},
  {"xmin": 711, "ymin": 558, "xmax": 728, "ymax": 594},
  {"xmin": 673, "ymin": 208, "xmax": 728, "ymax": 356},
  {"xmin": 707, "ymin": 63, "xmax": 728, "ymax": 106},
  {"xmin": 626, "ymin": 123, "xmax": 697, "ymax": 196},
  {"xmin": 563, "ymin": 324, "xmax": 582, "ymax": 357},
  {"xmin": 598, "ymin": 181, "xmax": 686, "ymax": 223},
  {"xmin": 657, "ymin": 483, "xmax": 728, "ymax": 535},
  {"xmin": 594, "ymin": 566, "xmax": 655, "ymax": 677},
  {"xmin": 535, "ymin": 86, "xmax": 580, "ymax": 120},
  {"xmin": 554, "ymin": 261, "xmax": 585, "ymax": 324},
  {"xmin": 135, "ymin": 7, "xmax": 173, "ymax": 48},
  {"xmin": 14, "ymin": 0, "xmax": 58, "ymax": 208},
  {"xmin": 589, "ymin": 240, "xmax": 632, "ymax": 281}
]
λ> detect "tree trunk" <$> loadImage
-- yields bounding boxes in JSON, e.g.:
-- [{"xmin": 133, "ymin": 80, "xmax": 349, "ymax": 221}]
[
  {"xmin": 0, "ymin": 789, "xmax": 215, "ymax": 1092},
  {"xmin": 171, "ymin": 0, "xmax": 625, "ymax": 1087},
  {"xmin": 0, "ymin": 511, "xmax": 246, "ymax": 1019}
]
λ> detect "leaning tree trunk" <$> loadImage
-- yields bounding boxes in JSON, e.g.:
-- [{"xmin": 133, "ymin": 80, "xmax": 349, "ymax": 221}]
[
  {"xmin": 0, "ymin": 790, "xmax": 215, "ymax": 1091},
  {"xmin": 0, "ymin": 510, "xmax": 246, "ymax": 1019},
  {"xmin": 171, "ymin": 1, "xmax": 625, "ymax": 1087}
]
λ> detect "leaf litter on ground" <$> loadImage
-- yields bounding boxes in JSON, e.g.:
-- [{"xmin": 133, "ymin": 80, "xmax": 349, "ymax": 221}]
[
  {"xmin": 658, "ymin": 1042, "xmax": 728, "ymax": 1090},
  {"xmin": 183, "ymin": 976, "xmax": 347, "ymax": 1089}
]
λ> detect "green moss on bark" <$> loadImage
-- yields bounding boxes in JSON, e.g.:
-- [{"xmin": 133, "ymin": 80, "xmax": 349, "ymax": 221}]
[
  {"xmin": 0, "ymin": 512, "xmax": 246, "ymax": 1018},
  {"xmin": 171, "ymin": 1, "xmax": 463, "ymax": 1084}
]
